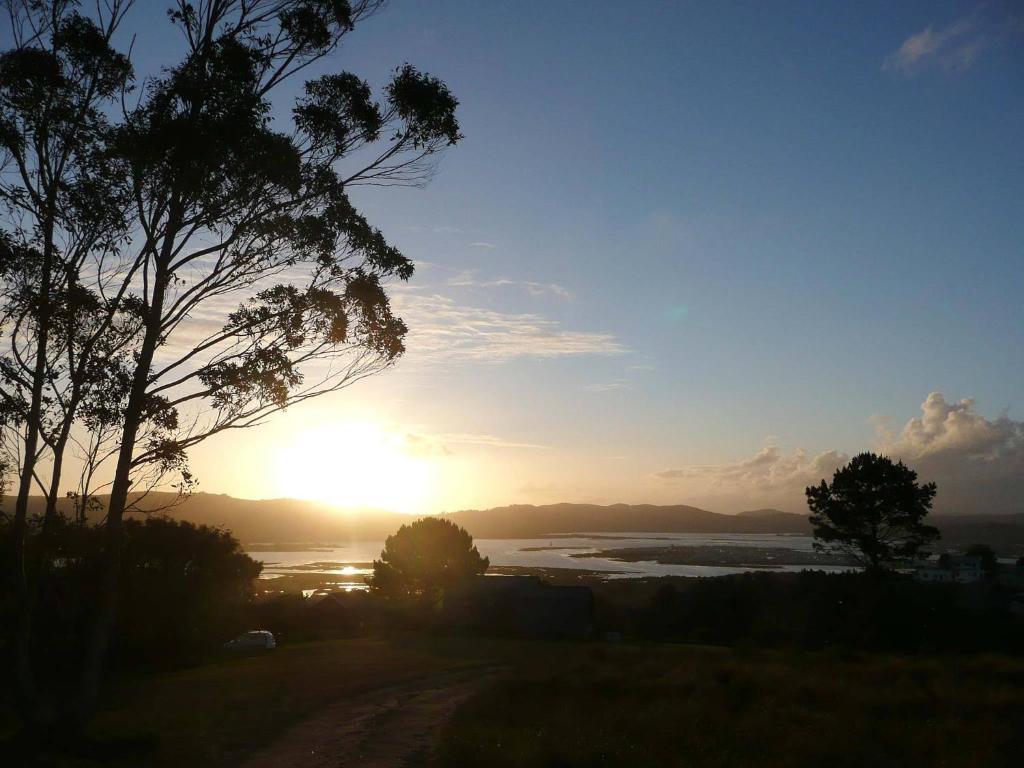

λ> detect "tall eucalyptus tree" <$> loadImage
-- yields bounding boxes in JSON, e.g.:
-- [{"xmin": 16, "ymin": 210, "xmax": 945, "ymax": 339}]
[
  {"xmin": 1, "ymin": 0, "xmax": 135, "ymax": 728},
  {"xmin": 2, "ymin": 0, "xmax": 461, "ymax": 731}
]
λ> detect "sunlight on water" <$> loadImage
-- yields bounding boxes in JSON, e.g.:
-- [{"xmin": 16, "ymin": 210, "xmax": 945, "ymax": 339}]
[{"xmin": 250, "ymin": 533, "xmax": 856, "ymax": 584}]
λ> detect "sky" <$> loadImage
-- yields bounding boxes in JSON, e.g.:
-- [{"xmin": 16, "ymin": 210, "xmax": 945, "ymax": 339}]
[{"xmin": 28, "ymin": 1, "xmax": 1024, "ymax": 515}]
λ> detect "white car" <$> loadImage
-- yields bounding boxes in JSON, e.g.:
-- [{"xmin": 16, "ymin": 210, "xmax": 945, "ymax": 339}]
[{"xmin": 223, "ymin": 630, "xmax": 277, "ymax": 651}]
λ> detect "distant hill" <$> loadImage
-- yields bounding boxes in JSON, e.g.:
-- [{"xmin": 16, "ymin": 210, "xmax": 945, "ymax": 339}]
[
  {"xmin": 737, "ymin": 508, "xmax": 790, "ymax": 518},
  {"xmin": 2, "ymin": 495, "xmax": 811, "ymax": 541},
  {"xmin": 931, "ymin": 514, "xmax": 1024, "ymax": 555},
  {"xmin": 442, "ymin": 503, "xmax": 812, "ymax": 538},
  {"xmin": 5, "ymin": 492, "xmax": 411, "ymax": 544},
  {"xmin": 5, "ymin": 494, "xmax": 1023, "ymax": 554}
]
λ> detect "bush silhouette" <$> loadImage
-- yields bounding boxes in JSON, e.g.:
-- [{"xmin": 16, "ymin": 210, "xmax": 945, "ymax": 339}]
[{"xmin": 370, "ymin": 518, "xmax": 488, "ymax": 605}]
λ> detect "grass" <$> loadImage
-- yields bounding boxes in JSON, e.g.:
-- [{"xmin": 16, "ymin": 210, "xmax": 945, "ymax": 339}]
[
  {"xmin": 3, "ymin": 635, "xmax": 497, "ymax": 766},
  {"xmin": 431, "ymin": 644, "xmax": 1024, "ymax": 768},
  {"xmin": 7, "ymin": 636, "xmax": 1024, "ymax": 766}
]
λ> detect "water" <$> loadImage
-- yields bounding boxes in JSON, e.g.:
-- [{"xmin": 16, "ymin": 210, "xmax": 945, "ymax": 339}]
[{"xmin": 251, "ymin": 532, "xmax": 854, "ymax": 585}]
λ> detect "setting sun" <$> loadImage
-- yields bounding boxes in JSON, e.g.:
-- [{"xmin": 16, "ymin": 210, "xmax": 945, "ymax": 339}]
[{"xmin": 273, "ymin": 422, "xmax": 435, "ymax": 513}]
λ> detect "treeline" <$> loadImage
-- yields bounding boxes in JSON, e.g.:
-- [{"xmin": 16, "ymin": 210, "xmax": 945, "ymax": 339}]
[
  {"xmin": 6, "ymin": 516, "xmax": 1023, "ymax": 690},
  {"xmin": 596, "ymin": 571, "xmax": 1024, "ymax": 653},
  {"xmin": 1, "ymin": 518, "xmax": 260, "ymax": 678}
]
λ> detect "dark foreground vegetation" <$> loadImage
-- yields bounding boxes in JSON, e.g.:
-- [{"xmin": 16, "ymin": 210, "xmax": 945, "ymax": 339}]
[
  {"xmin": 3, "ymin": 513, "xmax": 1024, "ymax": 765},
  {"xmin": 602, "ymin": 571, "xmax": 1024, "ymax": 653},
  {"xmin": 4, "ymin": 635, "xmax": 1023, "ymax": 767},
  {"xmin": 432, "ymin": 643, "xmax": 1024, "ymax": 768},
  {"xmin": 1, "ymin": 517, "xmax": 261, "ymax": 676},
  {"xmin": 1, "ymin": 0, "xmax": 462, "ymax": 736},
  {"xmin": 2, "ymin": 636, "xmax": 485, "ymax": 766}
]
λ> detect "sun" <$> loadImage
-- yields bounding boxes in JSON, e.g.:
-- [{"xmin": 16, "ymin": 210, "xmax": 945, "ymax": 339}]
[{"xmin": 273, "ymin": 422, "xmax": 434, "ymax": 513}]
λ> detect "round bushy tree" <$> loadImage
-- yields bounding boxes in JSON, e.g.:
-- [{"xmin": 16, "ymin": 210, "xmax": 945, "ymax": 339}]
[
  {"xmin": 370, "ymin": 518, "xmax": 488, "ymax": 602},
  {"xmin": 806, "ymin": 452, "xmax": 939, "ymax": 571}
]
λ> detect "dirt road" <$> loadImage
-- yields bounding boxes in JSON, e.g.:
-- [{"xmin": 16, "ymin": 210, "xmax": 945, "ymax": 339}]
[{"xmin": 238, "ymin": 667, "xmax": 500, "ymax": 768}]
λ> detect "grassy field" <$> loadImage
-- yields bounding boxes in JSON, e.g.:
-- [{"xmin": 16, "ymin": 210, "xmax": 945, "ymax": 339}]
[
  {"xmin": 6, "ymin": 637, "xmax": 1024, "ymax": 766},
  {"xmin": 2, "ymin": 635, "xmax": 498, "ymax": 766},
  {"xmin": 432, "ymin": 643, "xmax": 1024, "ymax": 768}
]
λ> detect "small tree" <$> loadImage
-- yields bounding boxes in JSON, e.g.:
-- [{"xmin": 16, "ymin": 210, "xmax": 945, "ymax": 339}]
[
  {"xmin": 370, "ymin": 518, "xmax": 488, "ymax": 603},
  {"xmin": 806, "ymin": 452, "xmax": 939, "ymax": 571}
]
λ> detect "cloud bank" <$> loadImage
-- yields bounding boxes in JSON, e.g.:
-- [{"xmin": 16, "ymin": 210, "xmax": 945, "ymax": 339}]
[
  {"xmin": 655, "ymin": 446, "xmax": 847, "ymax": 493},
  {"xmin": 655, "ymin": 393, "xmax": 1024, "ymax": 515},
  {"xmin": 878, "ymin": 393, "xmax": 1024, "ymax": 515},
  {"xmin": 394, "ymin": 290, "xmax": 625, "ymax": 363}
]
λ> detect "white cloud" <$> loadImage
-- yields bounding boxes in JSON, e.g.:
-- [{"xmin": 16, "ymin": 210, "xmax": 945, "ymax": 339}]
[
  {"xmin": 436, "ymin": 432, "xmax": 550, "ymax": 450},
  {"xmin": 653, "ymin": 393, "xmax": 1024, "ymax": 515},
  {"xmin": 880, "ymin": 393, "xmax": 1021, "ymax": 460},
  {"xmin": 876, "ymin": 393, "xmax": 1024, "ymax": 515},
  {"xmin": 155, "ymin": 269, "xmax": 619, "ymax": 381},
  {"xmin": 584, "ymin": 380, "xmax": 630, "ymax": 393},
  {"xmin": 654, "ymin": 447, "xmax": 847, "ymax": 495},
  {"xmin": 393, "ymin": 290, "xmax": 624, "ymax": 363},
  {"xmin": 402, "ymin": 430, "xmax": 548, "ymax": 456},
  {"xmin": 469, "ymin": 241, "xmax": 497, "ymax": 249},
  {"xmin": 882, "ymin": 9, "xmax": 1022, "ymax": 76},
  {"xmin": 884, "ymin": 19, "xmax": 976, "ymax": 74},
  {"xmin": 401, "ymin": 224, "xmax": 465, "ymax": 235},
  {"xmin": 401, "ymin": 432, "xmax": 453, "ymax": 457},
  {"xmin": 447, "ymin": 270, "xmax": 572, "ymax": 300}
]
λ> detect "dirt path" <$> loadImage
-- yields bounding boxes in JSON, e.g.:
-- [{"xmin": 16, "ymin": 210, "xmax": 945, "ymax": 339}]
[{"xmin": 238, "ymin": 667, "xmax": 501, "ymax": 768}]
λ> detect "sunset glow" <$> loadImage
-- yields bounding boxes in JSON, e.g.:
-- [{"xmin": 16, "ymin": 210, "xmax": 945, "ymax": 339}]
[
  {"xmin": 273, "ymin": 423, "xmax": 435, "ymax": 513},
  {"xmin": 5, "ymin": 1, "xmax": 1023, "ymax": 763}
]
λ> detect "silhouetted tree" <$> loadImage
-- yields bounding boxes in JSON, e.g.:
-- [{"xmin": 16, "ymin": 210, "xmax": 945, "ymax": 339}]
[
  {"xmin": 806, "ymin": 452, "xmax": 938, "ymax": 571},
  {"xmin": 2, "ymin": 0, "xmax": 460, "ymax": 733},
  {"xmin": 78, "ymin": 1, "xmax": 459, "ymax": 724},
  {"xmin": 965, "ymin": 544, "xmax": 998, "ymax": 579},
  {"xmin": 115, "ymin": 518, "xmax": 262, "ymax": 661},
  {"xmin": 0, "ymin": 0, "xmax": 137, "ymax": 732},
  {"xmin": 4, "ymin": 516, "xmax": 260, "ymax": 671},
  {"xmin": 370, "ymin": 518, "xmax": 488, "ymax": 603}
]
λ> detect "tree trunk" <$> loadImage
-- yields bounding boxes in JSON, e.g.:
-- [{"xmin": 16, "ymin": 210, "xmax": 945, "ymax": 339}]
[
  {"xmin": 11, "ymin": 217, "xmax": 57, "ymax": 730},
  {"xmin": 41, "ymin": 419, "xmax": 72, "ymax": 532},
  {"xmin": 71, "ymin": 266, "xmax": 169, "ymax": 726}
]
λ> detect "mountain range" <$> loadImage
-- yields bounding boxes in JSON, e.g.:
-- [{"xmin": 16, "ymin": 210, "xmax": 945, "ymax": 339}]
[{"xmin": 7, "ymin": 492, "xmax": 1023, "ymax": 553}]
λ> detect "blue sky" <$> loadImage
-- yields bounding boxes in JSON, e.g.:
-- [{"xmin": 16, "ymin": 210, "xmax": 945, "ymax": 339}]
[
  {"xmin": 42, "ymin": 1, "xmax": 1024, "ymax": 513},
  {"xmin": 251, "ymin": 0, "xmax": 1022, "ymax": 511}
]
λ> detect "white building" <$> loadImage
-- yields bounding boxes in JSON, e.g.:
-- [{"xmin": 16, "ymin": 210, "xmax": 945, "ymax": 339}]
[{"xmin": 914, "ymin": 555, "xmax": 986, "ymax": 584}]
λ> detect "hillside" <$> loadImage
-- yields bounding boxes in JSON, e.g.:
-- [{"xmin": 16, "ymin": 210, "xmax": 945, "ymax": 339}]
[
  {"xmin": 6, "ymin": 494, "xmax": 1023, "ymax": 553},
  {"xmin": 3, "ymin": 495, "xmax": 811, "ymax": 541},
  {"xmin": 5, "ymin": 492, "xmax": 411, "ymax": 544},
  {"xmin": 442, "ymin": 503, "xmax": 811, "ymax": 538}
]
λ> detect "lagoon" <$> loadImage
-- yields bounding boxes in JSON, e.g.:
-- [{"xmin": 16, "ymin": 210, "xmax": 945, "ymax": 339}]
[{"xmin": 251, "ymin": 532, "xmax": 854, "ymax": 588}]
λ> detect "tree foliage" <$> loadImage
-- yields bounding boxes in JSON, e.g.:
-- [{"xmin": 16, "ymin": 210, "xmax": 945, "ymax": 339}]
[
  {"xmin": 1, "ymin": 0, "xmax": 460, "ymax": 731},
  {"xmin": 806, "ymin": 452, "xmax": 939, "ymax": 570},
  {"xmin": 1, "ymin": 515, "xmax": 261, "ymax": 669},
  {"xmin": 370, "ymin": 517, "xmax": 488, "ymax": 602}
]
